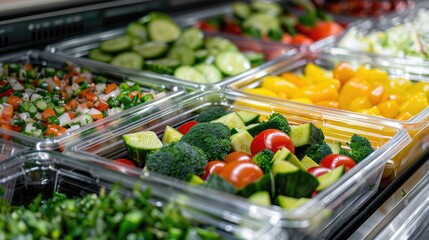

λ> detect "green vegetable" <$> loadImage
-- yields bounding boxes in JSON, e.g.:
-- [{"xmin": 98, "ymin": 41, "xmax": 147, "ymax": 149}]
[
  {"xmin": 123, "ymin": 131, "xmax": 163, "ymax": 167},
  {"xmin": 195, "ymin": 105, "xmax": 228, "ymax": 122},
  {"xmin": 146, "ymin": 141, "xmax": 208, "ymax": 180},
  {"xmin": 339, "ymin": 134, "xmax": 374, "ymax": 163},
  {"xmin": 180, "ymin": 122, "xmax": 231, "ymax": 161},
  {"xmin": 252, "ymin": 149, "xmax": 274, "ymax": 173},
  {"xmin": 247, "ymin": 112, "xmax": 291, "ymax": 136},
  {"xmin": 297, "ymin": 142, "xmax": 333, "ymax": 163}
]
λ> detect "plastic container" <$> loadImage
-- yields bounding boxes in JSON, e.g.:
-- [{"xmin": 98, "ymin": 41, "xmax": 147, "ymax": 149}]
[
  {"xmin": 45, "ymin": 27, "xmax": 294, "ymax": 90},
  {"xmin": 65, "ymin": 90, "xmax": 410, "ymax": 239},
  {"xmin": 0, "ymin": 50, "xmax": 185, "ymax": 150},
  {"xmin": 0, "ymin": 150, "xmax": 286, "ymax": 239},
  {"xmin": 0, "ymin": 138, "xmax": 28, "ymax": 161},
  {"xmin": 228, "ymin": 49, "xmax": 429, "ymax": 184}
]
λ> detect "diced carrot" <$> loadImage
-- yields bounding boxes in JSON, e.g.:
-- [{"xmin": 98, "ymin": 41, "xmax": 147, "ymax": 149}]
[
  {"xmin": 45, "ymin": 124, "xmax": 66, "ymax": 137},
  {"xmin": 91, "ymin": 113, "xmax": 103, "ymax": 121},
  {"xmin": 63, "ymin": 104, "xmax": 72, "ymax": 112},
  {"xmin": 1, "ymin": 123, "xmax": 20, "ymax": 140},
  {"xmin": 60, "ymin": 90, "xmax": 69, "ymax": 100},
  {"xmin": 69, "ymin": 99, "xmax": 78, "ymax": 110},
  {"xmin": 1, "ymin": 105, "xmax": 14, "ymax": 121},
  {"xmin": 6, "ymin": 96, "xmax": 24, "ymax": 110},
  {"xmin": 41, "ymin": 107, "xmax": 57, "ymax": 122},
  {"xmin": 80, "ymin": 88, "xmax": 91, "ymax": 98},
  {"xmin": 74, "ymin": 76, "xmax": 86, "ymax": 84},
  {"xmin": 86, "ymin": 92, "xmax": 98, "ymax": 102},
  {"xmin": 96, "ymin": 101, "xmax": 109, "ymax": 111},
  {"xmin": 79, "ymin": 103, "xmax": 88, "ymax": 109},
  {"xmin": 53, "ymin": 76, "xmax": 62, "ymax": 87},
  {"xmin": 128, "ymin": 90, "xmax": 141, "ymax": 99},
  {"xmin": 86, "ymin": 101, "xmax": 94, "ymax": 109},
  {"xmin": 22, "ymin": 63, "xmax": 33, "ymax": 71},
  {"xmin": 105, "ymin": 83, "xmax": 117, "ymax": 94},
  {"xmin": 68, "ymin": 112, "xmax": 77, "ymax": 119}
]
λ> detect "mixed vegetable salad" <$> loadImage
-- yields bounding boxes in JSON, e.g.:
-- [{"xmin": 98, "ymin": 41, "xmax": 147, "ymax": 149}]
[
  {"xmin": 338, "ymin": 9, "xmax": 429, "ymax": 59},
  {"xmin": 0, "ymin": 186, "xmax": 221, "ymax": 239},
  {"xmin": 116, "ymin": 106, "xmax": 374, "ymax": 210},
  {"xmin": 89, "ymin": 12, "xmax": 265, "ymax": 84},
  {"xmin": 195, "ymin": 1, "xmax": 344, "ymax": 45},
  {"xmin": 243, "ymin": 62, "xmax": 429, "ymax": 120},
  {"xmin": 0, "ymin": 62, "xmax": 161, "ymax": 139}
]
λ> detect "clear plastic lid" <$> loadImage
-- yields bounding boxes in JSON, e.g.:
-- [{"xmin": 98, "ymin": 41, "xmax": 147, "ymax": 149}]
[
  {"xmin": 65, "ymin": 90, "xmax": 411, "ymax": 238},
  {"xmin": 0, "ymin": 50, "xmax": 185, "ymax": 150},
  {"xmin": 0, "ymin": 150, "xmax": 287, "ymax": 239},
  {"xmin": 0, "ymin": 138, "xmax": 28, "ymax": 161}
]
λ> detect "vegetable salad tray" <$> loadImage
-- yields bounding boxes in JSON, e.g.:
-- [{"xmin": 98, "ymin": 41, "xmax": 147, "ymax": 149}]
[
  {"xmin": 228, "ymin": 48, "xmax": 429, "ymax": 184},
  {"xmin": 0, "ymin": 50, "xmax": 185, "ymax": 150},
  {"xmin": 0, "ymin": 150, "xmax": 286, "ymax": 239},
  {"xmin": 64, "ymin": 90, "xmax": 410, "ymax": 239}
]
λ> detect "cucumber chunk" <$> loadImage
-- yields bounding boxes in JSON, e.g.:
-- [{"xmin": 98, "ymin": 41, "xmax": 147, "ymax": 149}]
[
  {"xmin": 133, "ymin": 41, "xmax": 168, "ymax": 59},
  {"xmin": 88, "ymin": 48, "xmax": 113, "ymax": 63},
  {"xmin": 243, "ymin": 13, "xmax": 281, "ymax": 36},
  {"xmin": 144, "ymin": 58, "xmax": 180, "ymax": 75},
  {"xmin": 162, "ymin": 125, "xmax": 183, "ymax": 144},
  {"xmin": 205, "ymin": 36, "xmax": 239, "ymax": 52},
  {"xmin": 194, "ymin": 49, "xmax": 209, "ymax": 63},
  {"xmin": 147, "ymin": 18, "xmax": 181, "ymax": 43},
  {"xmin": 250, "ymin": 1, "xmax": 282, "ymax": 16},
  {"xmin": 277, "ymin": 196, "xmax": 309, "ymax": 210},
  {"xmin": 316, "ymin": 165, "xmax": 345, "ymax": 191},
  {"xmin": 168, "ymin": 45, "xmax": 195, "ymax": 66},
  {"xmin": 123, "ymin": 131, "xmax": 163, "ymax": 167},
  {"xmin": 274, "ymin": 167, "xmax": 319, "ymax": 198},
  {"xmin": 100, "ymin": 36, "xmax": 132, "ymax": 53},
  {"xmin": 272, "ymin": 161, "xmax": 298, "ymax": 176},
  {"xmin": 243, "ymin": 51, "xmax": 265, "ymax": 67},
  {"xmin": 194, "ymin": 64, "xmax": 222, "ymax": 84},
  {"xmin": 215, "ymin": 51, "xmax": 251, "ymax": 76},
  {"xmin": 290, "ymin": 123, "xmax": 325, "ymax": 147},
  {"xmin": 230, "ymin": 130, "xmax": 253, "ymax": 154},
  {"xmin": 248, "ymin": 191, "xmax": 271, "ymax": 206},
  {"xmin": 272, "ymin": 147, "xmax": 306, "ymax": 171},
  {"xmin": 233, "ymin": 2, "xmax": 251, "ymax": 20},
  {"xmin": 236, "ymin": 111, "xmax": 260, "ymax": 125},
  {"xmin": 211, "ymin": 112, "xmax": 246, "ymax": 130},
  {"xmin": 174, "ymin": 66, "xmax": 207, "ymax": 83},
  {"xmin": 301, "ymin": 155, "xmax": 319, "ymax": 170},
  {"xmin": 127, "ymin": 22, "xmax": 147, "ymax": 41},
  {"xmin": 111, "ymin": 52, "xmax": 143, "ymax": 70},
  {"xmin": 175, "ymin": 27, "xmax": 204, "ymax": 50},
  {"xmin": 327, "ymin": 142, "xmax": 342, "ymax": 154}
]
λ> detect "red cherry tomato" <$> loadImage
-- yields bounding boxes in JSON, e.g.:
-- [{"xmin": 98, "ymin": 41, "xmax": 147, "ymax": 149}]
[
  {"xmin": 201, "ymin": 160, "xmax": 226, "ymax": 180},
  {"xmin": 308, "ymin": 21, "xmax": 343, "ymax": 41},
  {"xmin": 307, "ymin": 166, "xmax": 331, "ymax": 177},
  {"xmin": 320, "ymin": 154, "xmax": 356, "ymax": 172},
  {"xmin": 219, "ymin": 161, "xmax": 263, "ymax": 189},
  {"xmin": 291, "ymin": 34, "xmax": 314, "ymax": 45},
  {"xmin": 224, "ymin": 151, "xmax": 253, "ymax": 164},
  {"xmin": 113, "ymin": 158, "xmax": 137, "ymax": 167},
  {"xmin": 195, "ymin": 20, "xmax": 218, "ymax": 31},
  {"xmin": 223, "ymin": 23, "xmax": 242, "ymax": 35},
  {"xmin": 250, "ymin": 129, "xmax": 295, "ymax": 155},
  {"xmin": 109, "ymin": 158, "xmax": 139, "ymax": 176},
  {"xmin": 177, "ymin": 120, "xmax": 199, "ymax": 135}
]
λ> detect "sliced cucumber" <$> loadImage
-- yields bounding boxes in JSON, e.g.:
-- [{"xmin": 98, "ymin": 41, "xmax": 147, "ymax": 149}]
[
  {"xmin": 272, "ymin": 160, "xmax": 298, "ymax": 176},
  {"xmin": 123, "ymin": 131, "xmax": 163, "ymax": 167},
  {"xmin": 211, "ymin": 112, "xmax": 246, "ymax": 130},
  {"xmin": 139, "ymin": 12, "xmax": 171, "ymax": 25},
  {"xmin": 133, "ymin": 41, "xmax": 168, "ymax": 59},
  {"xmin": 272, "ymin": 147, "xmax": 306, "ymax": 171},
  {"xmin": 111, "ymin": 52, "xmax": 143, "ymax": 70},
  {"xmin": 162, "ymin": 125, "xmax": 183, "ymax": 144},
  {"xmin": 277, "ymin": 196, "xmax": 309, "ymax": 210},
  {"xmin": 236, "ymin": 111, "xmax": 260, "ymax": 125},
  {"xmin": 274, "ymin": 167, "xmax": 319, "ymax": 198},
  {"xmin": 168, "ymin": 45, "xmax": 195, "ymax": 66},
  {"xmin": 174, "ymin": 66, "xmax": 207, "ymax": 83},
  {"xmin": 250, "ymin": 1, "xmax": 282, "ymax": 16},
  {"xmin": 194, "ymin": 64, "xmax": 222, "ymax": 84},
  {"xmin": 100, "ymin": 36, "xmax": 132, "ymax": 53},
  {"xmin": 144, "ymin": 58, "xmax": 180, "ymax": 75},
  {"xmin": 243, "ymin": 13, "xmax": 281, "ymax": 36},
  {"xmin": 243, "ymin": 51, "xmax": 265, "ymax": 67},
  {"xmin": 194, "ymin": 49, "xmax": 209, "ymax": 63},
  {"xmin": 215, "ymin": 51, "xmax": 251, "ymax": 76},
  {"xmin": 230, "ymin": 130, "xmax": 253, "ymax": 154},
  {"xmin": 301, "ymin": 155, "xmax": 319, "ymax": 170},
  {"xmin": 205, "ymin": 36, "xmax": 239, "ymax": 52},
  {"xmin": 175, "ymin": 27, "xmax": 204, "ymax": 50},
  {"xmin": 127, "ymin": 22, "xmax": 147, "ymax": 41},
  {"xmin": 233, "ymin": 2, "xmax": 251, "ymax": 20},
  {"xmin": 327, "ymin": 142, "xmax": 342, "ymax": 154},
  {"xmin": 147, "ymin": 18, "xmax": 181, "ymax": 43},
  {"xmin": 248, "ymin": 191, "xmax": 271, "ymax": 207},
  {"xmin": 316, "ymin": 165, "xmax": 345, "ymax": 191},
  {"xmin": 290, "ymin": 123, "xmax": 325, "ymax": 147},
  {"xmin": 88, "ymin": 48, "xmax": 113, "ymax": 63}
]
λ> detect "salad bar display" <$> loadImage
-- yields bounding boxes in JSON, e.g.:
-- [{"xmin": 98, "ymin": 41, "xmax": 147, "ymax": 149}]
[{"xmin": 0, "ymin": 0, "xmax": 428, "ymax": 239}]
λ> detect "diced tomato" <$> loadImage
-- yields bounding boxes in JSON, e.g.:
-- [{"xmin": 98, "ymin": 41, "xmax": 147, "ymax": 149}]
[
  {"xmin": 1, "ymin": 105, "xmax": 14, "ymax": 122},
  {"xmin": 68, "ymin": 112, "xmax": 77, "ymax": 119},
  {"xmin": 74, "ymin": 76, "xmax": 86, "ymax": 84},
  {"xmin": 128, "ymin": 90, "xmax": 141, "ymax": 99},
  {"xmin": 96, "ymin": 101, "xmax": 109, "ymax": 111},
  {"xmin": 6, "ymin": 96, "xmax": 24, "ymax": 110},
  {"xmin": 1, "ymin": 123, "xmax": 21, "ymax": 140},
  {"xmin": 53, "ymin": 76, "xmax": 62, "ymax": 87},
  {"xmin": 281, "ymin": 33, "xmax": 293, "ymax": 44},
  {"xmin": 86, "ymin": 92, "xmax": 98, "ymax": 102},
  {"xmin": 63, "ymin": 104, "xmax": 72, "ymax": 112},
  {"xmin": 91, "ymin": 113, "xmax": 103, "ymax": 121},
  {"xmin": 45, "ymin": 124, "xmax": 66, "ymax": 137},
  {"xmin": 79, "ymin": 103, "xmax": 88, "ymax": 109},
  {"xmin": 223, "ymin": 23, "xmax": 242, "ymax": 35},
  {"xmin": 69, "ymin": 99, "xmax": 78, "ymax": 110},
  {"xmin": 41, "ymin": 107, "xmax": 57, "ymax": 122},
  {"xmin": 105, "ymin": 83, "xmax": 117, "ymax": 94},
  {"xmin": 0, "ymin": 80, "xmax": 8, "ymax": 87},
  {"xmin": 86, "ymin": 100, "xmax": 94, "ymax": 109},
  {"xmin": 0, "ymin": 89, "xmax": 15, "ymax": 98},
  {"xmin": 308, "ymin": 21, "xmax": 343, "ymax": 41},
  {"xmin": 195, "ymin": 20, "xmax": 218, "ymax": 31},
  {"xmin": 291, "ymin": 34, "xmax": 314, "ymax": 45},
  {"xmin": 296, "ymin": 23, "xmax": 315, "ymax": 35},
  {"xmin": 80, "ymin": 88, "xmax": 91, "ymax": 98},
  {"xmin": 22, "ymin": 63, "xmax": 33, "ymax": 71},
  {"xmin": 60, "ymin": 90, "xmax": 69, "ymax": 100}
]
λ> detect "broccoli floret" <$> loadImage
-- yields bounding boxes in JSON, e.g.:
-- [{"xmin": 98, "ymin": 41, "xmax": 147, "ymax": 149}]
[
  {"xmin": 180, "ymin": 122, "xmax": 231, "ymax": 161},
  {"xmin": 252, "ymin": 149, "xmax": 274, "ymax": 173},
  {"xmin": 305, "ymin": 142, "xmax": 333, "ymax": 163},
  {"xmin": 146, "ymin": 141, "xmax": 208, "ymax": 180},
  {"xmin": 248, "ymin": 113, "xmax": 291, "ymax": 136},
  {"xmin": 339, "ymin": 134, "xmax": 374, "ymax": 163},
  {"xmin": 195, "ymin": 106, "xmax": 229, "ymax": 122}
]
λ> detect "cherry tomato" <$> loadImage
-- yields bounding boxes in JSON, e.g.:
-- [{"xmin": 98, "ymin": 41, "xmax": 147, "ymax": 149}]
[
  {"xmin": 177, "ymin": 120, "xmax": 199, "ymax": 135},
  {"xmin": 223, "ymin": 23, "xmax": 242, "ymax": 35},
  {"xmin": 113, "ymin": 158, "xmax": 137, "ymax": 167},
  {"xmin": 219, "ymin": 161, "xmax": 263, "ymax": 189},
  {"xmin": 224, "ymin": 151, "xmax": 253, "ymax": 164},
  {"xmin": 109, "ymin": 158, "xmax": 139, "ymax": 176},
  {"xmin": 291, "ymin": 34, "xmax": 314, "ymax": 45},
  {"xmin": 308, "ymin": 21, "xmax": 343, "ymax": 41},
  {"xmin": 307, "ymin": 166, "xmax": 331, "ymax": 177},
  {"xmin": 320, "ymin": 154, "xmax": 356, "ymax": 172},
  {"xmin": 250, "ymin": 129, "xmax": 295, "ymax": 155},
  {"xmin": 281, "ymin": 33, "xmax": 293, "ymax": 44},
  {"xmin": 195, "ymin": 21, "xmax": 217, "ymax": 31},
  {"xmin": 295, "ymin": 23, "xmax": 315, "ymax": 35},
  {"xmin": 201, "ymin": 160, "xmax": 226, "ymax": 180}
]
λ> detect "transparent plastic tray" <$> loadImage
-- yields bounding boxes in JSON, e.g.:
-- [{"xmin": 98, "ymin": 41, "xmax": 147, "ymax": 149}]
[
  {"xmin": 45, "ymin": 27, "xmax": 294, "ymax": 90},
  {"xmin": 0, "ymin": 138, "xmax": 28, "ymax": 161},
  {"xmin": 0, "ymin": 50, "xmax": 185, "ymax": 150},
  {"xmin": 0, "ymin": 150, "xmax": 286, "ymax": 239},
  {"xmin": 228, "ymin": 49, "xmax": 429, "ymax": 184},
  {"xmin": 65, "ymin": 90, "xmax": 410, "ymax": 239}
]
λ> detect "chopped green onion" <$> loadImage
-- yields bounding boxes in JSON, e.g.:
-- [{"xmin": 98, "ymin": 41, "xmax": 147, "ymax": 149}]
[
  {"xmin": 35, "ymin": 99, "xmax": 47, "ymax": 111},
  {"xmin": 43, "ymin": 67, "xmax": 56, "ymax": 77},
  {"xmin": 141, "ymin": 94, "xmax": 154, "ymax": 103},
  {"xmin": 47, "ymin": 116, "xmax": 60, "ymax": 125},
  {"xmin": 12, "ymin": 118, "xmax": 25, "ymax": 126},
  {"xmin": 107, "ymin": 97, "xmax": 120, "ymax": 108},
  {"xmin": 54, "ymin": 106, "xmax": 65, "ymax": 115}
]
